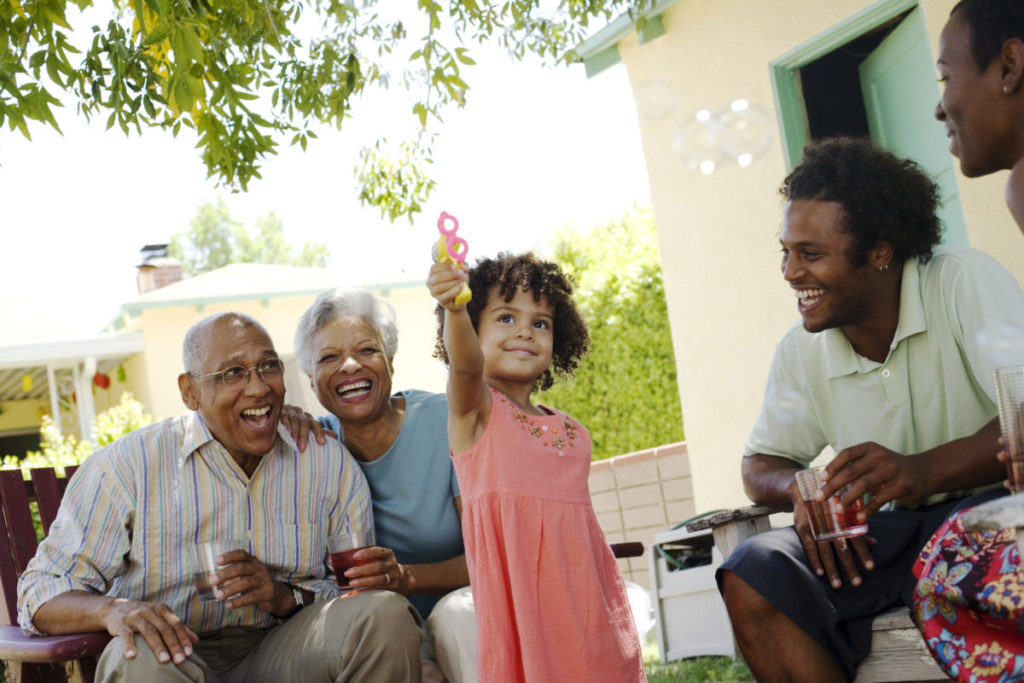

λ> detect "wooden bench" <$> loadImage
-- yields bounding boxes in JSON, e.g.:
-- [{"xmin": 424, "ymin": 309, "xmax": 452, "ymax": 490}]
[
  {"xmin": 686, "ymin": 506, "xmax": 948, "ymax": 683},
  {"xmin": 0, "ymin": 467, "xmax": 111, "ymax": 683}
]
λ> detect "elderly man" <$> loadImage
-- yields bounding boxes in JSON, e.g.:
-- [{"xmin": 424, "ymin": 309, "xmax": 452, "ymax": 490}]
[
  {"xmin": 718, "ymin": 137, "xmax": 1024, "ymax": 682},
  {"xmin": 17, "ymin": 312, "xmax": 422, "ymax": 682}
]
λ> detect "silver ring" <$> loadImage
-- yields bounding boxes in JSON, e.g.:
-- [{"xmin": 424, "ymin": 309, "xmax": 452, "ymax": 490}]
[{"xmin": 383, "ymin": 572, "xmax": 391, "ymax": 585}]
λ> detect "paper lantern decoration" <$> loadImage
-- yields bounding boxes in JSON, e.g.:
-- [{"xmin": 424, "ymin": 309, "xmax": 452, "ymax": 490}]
[
  {"xmin": 92, "ymin": 372, "xmax": 111, "ymax": 390},
  {"xmin": 117, "ymin": 365, "xmax": 127, "ymax": 383},
  {"xmin": 22, "ymin": 374, "xmax": 32, "ymax": 392}
]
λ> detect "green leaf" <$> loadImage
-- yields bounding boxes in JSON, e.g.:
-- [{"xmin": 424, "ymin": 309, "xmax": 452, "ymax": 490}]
[
  {"xmin": 143, "ymin": 23, "xmax": 173, "ymax": 46},
  {"xmin": 181, "ymin": 26, "xmax": 204, "ymax": 65}
]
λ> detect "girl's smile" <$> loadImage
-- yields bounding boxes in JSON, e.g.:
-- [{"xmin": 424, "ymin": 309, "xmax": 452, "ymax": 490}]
[{"xmin": 477, "ymin": 287, "xmax": 554, "ymax": 391}]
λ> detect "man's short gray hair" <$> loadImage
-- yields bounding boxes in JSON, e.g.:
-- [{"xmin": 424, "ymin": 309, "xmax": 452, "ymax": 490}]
[
  {"xmin": 182, "ymin": 312, "xmax": 268, "ymax": 373},
  {"xmin": 294, "ymin": 289, "xmax": 398, "ymax": 375}
]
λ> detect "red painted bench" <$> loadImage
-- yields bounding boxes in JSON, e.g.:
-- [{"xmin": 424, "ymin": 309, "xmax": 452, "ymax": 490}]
[{"xmin": 0, "ymin": 467, "xmax": 110, "ymax": 683}]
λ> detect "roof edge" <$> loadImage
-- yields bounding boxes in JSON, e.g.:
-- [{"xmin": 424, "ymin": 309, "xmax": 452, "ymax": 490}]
[
  {"xmin": 573, "ymin": 0, "xmax": 678, "ymax": 76},
  {"xmin": 0, "ymin": 333, "xmax": 145, "ymax": 368},
  {"xmin": 119, "ymin": 280, "xmax": 428, "ymax": 314}
]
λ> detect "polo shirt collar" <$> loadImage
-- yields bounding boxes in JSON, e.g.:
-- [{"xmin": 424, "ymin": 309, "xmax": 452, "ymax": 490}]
[{"xmin": 823, "ymin": 257, "xmax": 925, "ymax": 378}]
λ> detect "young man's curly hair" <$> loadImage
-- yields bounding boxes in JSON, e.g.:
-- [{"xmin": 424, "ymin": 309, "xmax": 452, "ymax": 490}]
[
  {"xmin": 433, "ymin": 251, "xmax": 589, "ymax": 392},
  {"xmin": 781, "ymin": 137, "xmax": 943, "ymax": 266}
]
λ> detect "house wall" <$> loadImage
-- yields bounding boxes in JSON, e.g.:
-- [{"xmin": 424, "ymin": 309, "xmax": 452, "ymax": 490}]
[
  {"xmin": 133, "ymin": 283, "xmax": 445, "ymax": 421},
  {"xmin": 591, "ymin": 442, "xmax": 693, "ymax": 589},
  {"xmin": 612, "ymin": 0, "xmax": 1024, "ymax": 512},
  {"xmin": 0, "ymin": 399, "xmax": 48, "ymax": 435}
]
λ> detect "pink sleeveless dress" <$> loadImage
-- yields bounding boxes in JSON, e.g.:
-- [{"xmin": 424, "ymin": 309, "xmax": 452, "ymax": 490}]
[{"xmin": 453, "ymin": 387, "xmax": 645, "ymax": 682}]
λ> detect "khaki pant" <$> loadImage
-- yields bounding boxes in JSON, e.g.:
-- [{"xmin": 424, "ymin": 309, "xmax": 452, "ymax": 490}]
[
  {"xmin": 422, "ymin": 586, "xmax": 477, "ymax": 683},
  {"xmin": 96, "ymin": 590, "xmax": 422, "ymax": 682}
]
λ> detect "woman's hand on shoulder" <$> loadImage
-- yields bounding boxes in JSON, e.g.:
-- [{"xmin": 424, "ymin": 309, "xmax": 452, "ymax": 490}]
[{"xmin": 280, "ymin": 404, "xmax": 333, "ymax": 452}]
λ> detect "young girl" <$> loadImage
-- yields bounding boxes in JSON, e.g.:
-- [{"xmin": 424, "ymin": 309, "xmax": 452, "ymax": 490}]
[{"xmin": 428, "ymin": 251, "xmax": 645, "ymax": 682}]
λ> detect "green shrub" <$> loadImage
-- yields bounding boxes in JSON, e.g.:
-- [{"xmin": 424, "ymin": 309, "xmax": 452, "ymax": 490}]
[{"xmin": 1, "ymin": 393, "xmax": 152, "ymax": 478}]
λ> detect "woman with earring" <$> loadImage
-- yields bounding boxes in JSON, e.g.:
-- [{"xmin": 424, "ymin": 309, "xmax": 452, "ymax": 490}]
[{"xmin": 913, "ymin": 3, "xmax": 1024, "ymax": 680}]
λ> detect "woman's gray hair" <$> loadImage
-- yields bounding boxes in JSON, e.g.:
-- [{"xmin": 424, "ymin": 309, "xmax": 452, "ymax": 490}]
[{"xmin": 294, "ymin": 289, "xmax": 399, "ymax": 375}]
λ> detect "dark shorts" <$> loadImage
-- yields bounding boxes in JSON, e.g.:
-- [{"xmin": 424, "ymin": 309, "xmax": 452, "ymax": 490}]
[{"xmin": 716, "ymin": 488, "xmax": 1007, "ymax": 680}]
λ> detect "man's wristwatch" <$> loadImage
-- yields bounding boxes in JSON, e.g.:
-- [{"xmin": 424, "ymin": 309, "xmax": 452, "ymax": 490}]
[{"xmin": 279, "ymin": 584, "xmax": 305, "ymax": 619}]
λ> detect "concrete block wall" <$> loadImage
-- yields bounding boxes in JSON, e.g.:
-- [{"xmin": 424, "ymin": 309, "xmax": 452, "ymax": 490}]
[{"xmin": 589, "ymin": 442, "xmax": 695, "ymax": 589}]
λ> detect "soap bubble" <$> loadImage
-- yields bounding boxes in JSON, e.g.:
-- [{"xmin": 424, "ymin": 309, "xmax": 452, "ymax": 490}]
[
  {"xmin": 717, "ymin": 101, "xmax": 774, "ymax": 161},
  {"xmin": 672, "ymin": 98, "xmax": 775, "ymax": 173},
  {"xmin": 672, "ymin": 110, "xmax": 727, "ymax": 172},
  {"xmin": 635, "ymin": 80, "xmax": 678, "ymax": 119}
]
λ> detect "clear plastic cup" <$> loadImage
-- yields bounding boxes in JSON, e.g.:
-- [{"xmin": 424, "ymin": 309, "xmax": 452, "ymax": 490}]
[{"xmin": 794, "ymin": 467, "xmax": 867, "ymax": 541}]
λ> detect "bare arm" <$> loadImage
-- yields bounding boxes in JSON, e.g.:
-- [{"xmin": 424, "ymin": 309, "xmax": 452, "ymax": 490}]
[
  {"xmin": 821, "ymin": 417, "xmax": 1004, "ymax": 514},
  {"xmin": 427, "ymin": 262, "xmax": 489, "ymax": 453},
  {"xmin": 742, "ymin": 453, "xmax": 876, "ymax": 589},
  {"xmin": 395, "ymin": 495, "xmax": 467, "ymax": 593},
  {"xmin": 741, "ymin": 453, "xmax": 803, "ymax": 510},
  {"xmin": 1008, "ymin": 162, "xmax": 1024, "ymax": 231},
  {"xmin": 345, "ymin": 497, "xmax": 469, "ymax": 592},
  {"xmin": 345, "ymin": 548, "xmax": 470, "ymax": 593},
  {"xmin": 34, "ymin": 591, "xmax": 198, "ymax": 665}
]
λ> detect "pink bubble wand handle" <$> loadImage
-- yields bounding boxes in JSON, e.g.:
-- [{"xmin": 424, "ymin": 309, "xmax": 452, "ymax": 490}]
[{"xmin": 433, "ymin": 211, "xmax": 472, "ymax": 306}]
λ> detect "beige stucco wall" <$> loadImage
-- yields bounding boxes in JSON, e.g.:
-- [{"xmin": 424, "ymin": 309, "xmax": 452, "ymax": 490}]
[
  {"xmin": 613, "ymin": 0, "xmax": 1024, "ymax": 512},
  {"xmin": 133, "ymin": 283, "xmax": 445, "ymax": 421}
]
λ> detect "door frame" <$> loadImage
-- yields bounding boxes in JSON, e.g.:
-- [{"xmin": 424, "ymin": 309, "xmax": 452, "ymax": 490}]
[{"xmin": 769, "ymin": 0, "xmax": 919, "ymax": 168}]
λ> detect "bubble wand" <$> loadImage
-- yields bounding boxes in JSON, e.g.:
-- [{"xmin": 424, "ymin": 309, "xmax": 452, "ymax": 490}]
[{"xmin": 433, "ymin": 211, "xmax": 472, "ymax": 306}]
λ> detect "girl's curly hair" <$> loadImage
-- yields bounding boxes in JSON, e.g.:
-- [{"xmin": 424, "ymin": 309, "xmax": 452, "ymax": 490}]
[{"xmin": 433, "ymin": 251, "xmax": 589, "ymax": 392}]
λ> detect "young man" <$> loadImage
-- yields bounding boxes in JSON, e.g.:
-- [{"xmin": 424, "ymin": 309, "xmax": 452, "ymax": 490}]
[
  {"xmin": 718, "ymin": 137, "xmax": 1024, "ymax": 682},
  {"xmin": 18, "ymin": 312, "xmax": 423, "ymax": 682}
]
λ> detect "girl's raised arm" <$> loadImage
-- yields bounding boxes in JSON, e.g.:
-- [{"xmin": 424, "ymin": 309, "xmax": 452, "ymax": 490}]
[{"xmin": 427, "ymin": 262, "xmax": 490, "ymax": 452}]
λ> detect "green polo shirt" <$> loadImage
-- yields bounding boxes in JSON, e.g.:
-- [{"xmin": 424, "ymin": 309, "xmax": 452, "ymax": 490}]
[{"xmin": 745, "ymin": 247, "xmax": 1024, "ymax": 506}]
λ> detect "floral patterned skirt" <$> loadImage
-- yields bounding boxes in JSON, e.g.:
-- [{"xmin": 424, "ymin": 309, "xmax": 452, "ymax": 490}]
[{"xmin": 912, "ymin": 510, "xmax": 1024, "ymax": 681}]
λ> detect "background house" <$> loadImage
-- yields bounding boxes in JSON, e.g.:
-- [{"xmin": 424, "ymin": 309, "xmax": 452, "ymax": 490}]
[
  {"xmin": 0, "ymin": 247, "xmax": 444, "ymax": 456},
  {"xmin": 576, "ymin": 0, "xmax": 1024, "ymax": 512}
]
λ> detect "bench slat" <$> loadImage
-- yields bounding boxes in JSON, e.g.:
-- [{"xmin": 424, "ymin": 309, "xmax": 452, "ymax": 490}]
[
  {"xmin": 30, "ymin": 469, "xmax": 62, "ymax": 538},
  {"xmin": 0, "ymin": 467, "xmax": 111, "ymax": 682}
]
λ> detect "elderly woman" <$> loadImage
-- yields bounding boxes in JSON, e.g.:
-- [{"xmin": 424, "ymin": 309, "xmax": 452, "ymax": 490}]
[{"xmin": 292, "ymin": 288, "xmax": 476, "ymax": 683}]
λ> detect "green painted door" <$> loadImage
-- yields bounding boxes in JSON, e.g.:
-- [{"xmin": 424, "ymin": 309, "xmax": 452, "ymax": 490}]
[{"xmin": 859, "ymin": 8, "xmax": 968, "ymax": 246}]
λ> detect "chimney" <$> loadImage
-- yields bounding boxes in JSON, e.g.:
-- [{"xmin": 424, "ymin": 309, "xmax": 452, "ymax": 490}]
[{"xmin": 136, "ymin": 244, "xmax": 183, "ymax": 294}]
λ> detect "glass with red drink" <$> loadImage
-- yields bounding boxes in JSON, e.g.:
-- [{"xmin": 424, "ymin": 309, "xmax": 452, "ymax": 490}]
[
  {"xmin": 327, "ymin": 529, "xmax": 375, "ymax": 589},
  {"xmin": 794, "ymin": 467, "xmax": 868, "ymax": 541}
]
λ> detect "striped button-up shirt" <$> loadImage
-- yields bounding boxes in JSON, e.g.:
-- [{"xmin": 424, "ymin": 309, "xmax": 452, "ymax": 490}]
[{"xmin": 18, "ymin": 412, "xmax": 371, "ymax": 635}]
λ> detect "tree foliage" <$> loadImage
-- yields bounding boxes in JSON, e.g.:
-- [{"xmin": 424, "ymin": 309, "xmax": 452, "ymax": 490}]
[
  {"xmin": 1, "ymin": 1, "xmax": 652, "ymax": 222},
  {"xmin": 168, "ymin": 197, "xmax": 329, "ymax": 275},
  {"xmin": 540, "ymin": 205, "xmax": 683, "ymax": 460}
]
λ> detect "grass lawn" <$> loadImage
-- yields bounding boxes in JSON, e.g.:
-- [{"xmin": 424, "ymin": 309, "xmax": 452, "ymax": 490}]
[{"xmin": 643, "ymin": 643, "xmax": 753, "ymax": 682}]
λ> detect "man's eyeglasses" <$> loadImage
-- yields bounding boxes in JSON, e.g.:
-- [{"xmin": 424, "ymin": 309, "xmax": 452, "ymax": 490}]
[{"xmin": 191, "ymin": 358, "xmax": 285, "ymax": 387}]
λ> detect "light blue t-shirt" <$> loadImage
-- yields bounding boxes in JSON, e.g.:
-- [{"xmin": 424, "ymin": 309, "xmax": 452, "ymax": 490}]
[
  {"xmin": 321, "ymin": 389, "xmax": 463, "ymax": 617},
  {"xmin": 745, "ymin": 247, "xmax": 1024, "ymax": 506}
]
